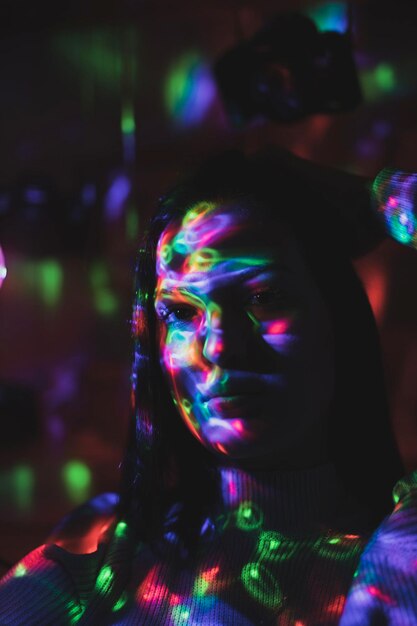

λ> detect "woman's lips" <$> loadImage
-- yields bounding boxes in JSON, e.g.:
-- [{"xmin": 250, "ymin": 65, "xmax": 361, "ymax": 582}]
[{"xmin": 203, "ymin": 394, "xmax": 262, "ymax": 418}]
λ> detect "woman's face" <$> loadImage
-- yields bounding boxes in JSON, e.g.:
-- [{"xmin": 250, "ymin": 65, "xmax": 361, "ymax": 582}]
[{"xmin": 154, "ymin": 201, "xmax": 334, "ymax": 469}]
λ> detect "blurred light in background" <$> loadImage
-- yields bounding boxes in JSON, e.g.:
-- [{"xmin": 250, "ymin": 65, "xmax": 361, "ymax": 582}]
[
  {"xmin": 81, "ymin": 183, "xmax": 97, "ymax": 207},
  {"xmin": 0, "ymin": 192, "xmax": 11, "ymax": 216},
  {"xmin": 38, "ymin": 260, "xmax": 63, "ymax": 308},
  {"xmin": 62, "ymin": 460, "xmax": 92, "ymax": 505},
  {"xmin": 126, "ymin": 207, "xmax": 139, "ymax": 241},
  {"xmin": 0, "ymin": 465, "xmax": 34, "ymax": 513},
  {"xmin": 12, "ymin": 465, "xmax": 34, "ymax": 512},
  {"xmin": 24, "ymin": 187, "xmax": 47, "ymax": 205},
  {"xmin": 361, "ymin": 62, "xmax": 397, "ymax": 101},
  {"xmin": 53, "ymin": 30, "xmax": 124, "ymax": 91},
  {"xmin": 105, "ymin": 174, "xmax": 131, "ymax": 221},
  {"xmin": 165, "ymin": 53, "xmax": 216, "ymax": 127},
  {"xmin": 121, "ymin": 100, "xmax": 136, "ymax": 163},
  {"xmin": 306, "ymin": 1, "xmax": 348, "ymax": 33},
  {"xmin": 89, "ymin": 262, "xmax": 119, "ymax": 316},
  {"xmin": 0, "ymin": 245, "xmax": 6, "ymax": 288}
]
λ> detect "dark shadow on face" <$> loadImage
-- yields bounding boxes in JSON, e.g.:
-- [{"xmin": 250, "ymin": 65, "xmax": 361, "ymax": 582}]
[{"xmin": 155, "ymin": 200, "xmax": 334, "ymax": 470}]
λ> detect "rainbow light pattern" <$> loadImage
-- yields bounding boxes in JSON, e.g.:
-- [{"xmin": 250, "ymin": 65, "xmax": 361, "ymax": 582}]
[
  {"xmin": 0, "ymin": 479, "xmax": 369, "ymax": 623},
  {"xmin": 154, "ymin": 201, "xmax": 298, "ymax": 456},
  {"xmin": 5, "ymin": 473, "xmax": 417, "ymax": 623},
  {"xmin": 372, "ymin": 169, "xmax": 417, "ymax": 248}
]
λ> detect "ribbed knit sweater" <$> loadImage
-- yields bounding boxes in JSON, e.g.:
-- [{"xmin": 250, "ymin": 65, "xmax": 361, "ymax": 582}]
[{"xmin": 1, "ymin": 465, "xmax": 417, "ymax": 625}]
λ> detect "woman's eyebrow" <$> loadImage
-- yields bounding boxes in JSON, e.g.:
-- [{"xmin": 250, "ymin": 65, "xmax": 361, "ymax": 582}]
[
  {"xmin": 239, "ymin": 263, "xmax": 290, "ymax": 281},
  {"xmin": 155, "ymin": 262, "xmax": 290, "ymax": 297}
]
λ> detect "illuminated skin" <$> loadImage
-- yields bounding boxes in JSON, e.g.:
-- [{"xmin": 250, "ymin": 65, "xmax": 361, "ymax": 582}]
[{"xmin": 155, "ymin": 200, "xmax": 334, "ymax": 469}]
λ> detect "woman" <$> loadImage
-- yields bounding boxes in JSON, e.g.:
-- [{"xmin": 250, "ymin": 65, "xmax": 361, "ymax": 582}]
[{"xmin": 1, "ymin": 151, "xmax": 416, "ymax": 625}]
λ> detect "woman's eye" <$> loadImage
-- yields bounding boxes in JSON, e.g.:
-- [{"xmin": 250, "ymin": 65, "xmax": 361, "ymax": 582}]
[
  {"xmin": 247, "ymin": 289, "xmax": 285, "ymax": 307},
  {"xmin": 160, "ymin": 305, "xmax": 198, "ymax": 323}
]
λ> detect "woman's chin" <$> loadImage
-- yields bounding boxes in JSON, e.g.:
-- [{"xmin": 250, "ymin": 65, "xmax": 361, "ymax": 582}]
[{"xmin": 201, "ymin": 416, "xmax": 274, "ymax": 458}]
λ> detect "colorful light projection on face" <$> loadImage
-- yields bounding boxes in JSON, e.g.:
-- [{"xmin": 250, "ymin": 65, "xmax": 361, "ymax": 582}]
[
  {"xmin": 373, "ymin": 169, "xmax": 417, "ymax": 249},
  {"xmin": 155, "ymin": 201, "xmax": 334, "ymax": 466}
]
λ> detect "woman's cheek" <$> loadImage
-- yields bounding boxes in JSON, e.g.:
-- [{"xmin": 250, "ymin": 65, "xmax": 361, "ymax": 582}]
[
  {"xmin": 260, "ymin": 316, "xmax": 299, "ymax": 354},
  {"xmin": 163, "ymin": 329, "xmax": 199, "ymax": 370}
]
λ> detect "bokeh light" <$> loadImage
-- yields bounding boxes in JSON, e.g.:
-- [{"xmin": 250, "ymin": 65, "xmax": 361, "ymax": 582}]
[
  {"xmin": 306, "ymin": 2, "xmax": 348, "ymax": 33},
  {"xmin": 361, "ymin": 63, "xmax": 397, "ymax": 102},
  {"xmin": 165, "ymin": 53, "xmax": 216, "ymax": 127},
  {"xmin": 104, "ymin": 173, "xmax": 132, "ymax": 220},
  {"xmin": 38, "ymin": 260, "xmax": 63, "ymax": 308},
  {"xmin": 62, "ymin": 460, "xmax": 92, "ymax": 505},
  {"xmin": 0, "ymin": 245, "xmax": 6, "ymax": 288}
]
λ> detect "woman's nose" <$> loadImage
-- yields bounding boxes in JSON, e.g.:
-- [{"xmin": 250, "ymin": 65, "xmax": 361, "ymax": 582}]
[{"xmin": 201, "ymin": 305, "xmax": 252, "ymax": 368}]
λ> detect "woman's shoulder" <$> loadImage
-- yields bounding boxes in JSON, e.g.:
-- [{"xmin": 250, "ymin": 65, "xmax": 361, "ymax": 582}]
[
  {"xmin": 0, "ymin": 492, "xmax": 119, "ymax": 625},
  {"xmin": 340, "ymin": 470, "xmax": 417, "ymax": 625},
  {"xmin": 47, "ymin": 491, "xmax": 119, "ymax": 554}
]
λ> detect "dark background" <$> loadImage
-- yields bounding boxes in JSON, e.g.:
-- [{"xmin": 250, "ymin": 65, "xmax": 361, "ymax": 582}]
[{"xmin": 2, "ymin": 0, "xmax": 417, "ymax": 571}]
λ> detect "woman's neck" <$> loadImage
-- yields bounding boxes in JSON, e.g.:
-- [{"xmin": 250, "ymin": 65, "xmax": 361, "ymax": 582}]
[{"xmin": 217, "ymin": 463, "xmax": 347, "ymax": 531}]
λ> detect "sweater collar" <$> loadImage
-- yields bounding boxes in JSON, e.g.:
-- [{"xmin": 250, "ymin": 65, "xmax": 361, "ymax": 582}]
[{"xmin": 217, "ymin": 464, "xmax": 346, "ymax": 531}]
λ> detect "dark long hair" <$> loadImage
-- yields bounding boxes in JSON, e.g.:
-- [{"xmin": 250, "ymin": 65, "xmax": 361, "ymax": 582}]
[{"xmin": 119, "ymin": 149, "xmax": 403, "ymax": 550}]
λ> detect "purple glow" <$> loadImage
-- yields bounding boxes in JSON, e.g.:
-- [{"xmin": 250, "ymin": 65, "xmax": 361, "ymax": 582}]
[
  {"xmin": 81, "ymin": 183, "xmax": 96, "ymax": 206},
  {"xmin": 24, "ymin": 187, "xmax": 47, "ymax": 205},
  {"xmin": 104, "ymin": 174, "xmax": 131, "ymax": 220},
  {"xmin": 0, "ymin": 193, "xmax": 11, "ymax": 215}
]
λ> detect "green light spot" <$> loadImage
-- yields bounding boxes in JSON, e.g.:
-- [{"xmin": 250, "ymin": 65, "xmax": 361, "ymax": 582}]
[
  {"xmin": 258, "ymin": 531, "xmax": 297, "ymax": 562},
  {"xmin": 90, "ymin": 263, "xmax": 108, "ymax": 289},
  {"xmin": 236, "ymin": 501, "xmax": 263, "ymax": 531},
  {"xmin": 189, "ymin": 248, "xmax": 218, "ymax": 271},
  {"xmin": 96, "ymin": 565, "xmax": 114, "ymax": 593},
  {"xmin": 53, "ymin": 29, "xmax": 138, "ymax": 92},
  {"xmin": 328, "ymin": 538, "xmax": 340, "ymax": 545},
  {"xmin": 95, "ymin": 289, "xmax": 119, "ymax": 315},
  {"xmin": 62, "ymin": 460, "xmax": 92, "ymax": 505},
  {"xmin": 67, "ymin": 601, "xmax": 85, "ymax": 624},
  {"xmin": 171, "ymin": 604, "xmax": 191, "ymax": 624},
  {"xmin": 12, "ymin": 465, "xmax": 34, "ymax": 512},
  {"xmin": 122, "ymin": 102, "xmax": 136, "ymax": 135},
  {"xmin": 14, "ymin": 563, "xmax": 27, "ymax": 577},
  {"xmin": 112, "ymin": 592, "xmax": 128, "ymax": 612},
  {"xmin": 126, "ymin": 207, "xmax": 139, "ymax": 240},
  {"xmin": 89, "ymin": 263, "xmax": 119, "ymax": 315},
  {"xmin": 241, "ymin": 562, "xmax": 284, "ymax": 609},
  {"xmin": 182, "ymin": 398, "xmax": 192, "ymax": 414},
  {"xmin": 38, "ymin": 260, "xmax": 63, "ymax": 307},
  {"xmin": 193, "ymin": 576, "xmax": 209, "ymax": 597},
  {"xmin": 247, "ymin": 310, "xmax": 261, "ymax": 329},
  {"xmin": 115, "ymin": 521, "xmax": 128, "ymax": 538},
  {"xmin": 361, "ymin": 63, "xmax": 397, "ymax": 102},
  {"xmin": 160, "ymin": 245, "xmax": 173, "ymax": 265},
  {"xmin": 375, "ymin": 63, "xmax": 396, "ymax": 92}
]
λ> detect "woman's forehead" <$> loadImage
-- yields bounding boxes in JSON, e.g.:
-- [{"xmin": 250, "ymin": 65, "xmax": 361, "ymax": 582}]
[{"xmin": 156, "ymin": 200, "xmax": 290, "ymax": 270}]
